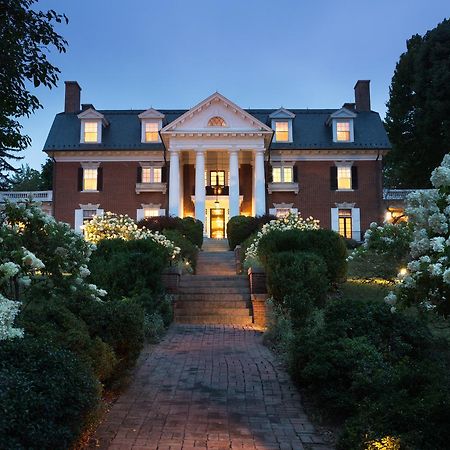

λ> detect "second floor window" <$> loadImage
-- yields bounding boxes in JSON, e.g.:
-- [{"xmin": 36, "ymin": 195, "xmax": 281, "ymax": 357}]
[
  {"xmin": 83, "ymin": 168, "xmax": 98, "ymax": 191},
  {"xmin": 210, "ymin": 170, "xmax": 225, "ymax": 187},
  {"xmin": 84, "ymin": 122, "xmax": 98, "ymax": 143},
  {"xmin": 145, "ymin": 122, "xmax": 159, "ymax": 142},
  {"xmin": 272, "ymin": 166, "xmax": 293, "ymax": 183},
  {"xmin": 275, "ymin": 121, "xmax": 289, "ymax": 142},
  {"xmin": 337, "ymin": 166, "xmax": 352, "ymax": 190},
  {"xmin": 141, "ymin": 167, "xmax": 162, "ymax": 183},
  {"xmin": 336, "ymin": 120, "xmax": 351, "ymax": 142}
]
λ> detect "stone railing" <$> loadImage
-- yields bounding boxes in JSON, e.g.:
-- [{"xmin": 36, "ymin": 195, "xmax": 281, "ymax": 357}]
[{"xmin": 0, "ymin": 190, "xmax": 53, "ymax": 203}]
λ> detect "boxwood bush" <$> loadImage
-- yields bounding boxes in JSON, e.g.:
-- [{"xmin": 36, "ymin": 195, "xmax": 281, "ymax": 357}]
[
  {"xmin": 0, "ymin": 337, "xmax": 100, "ymax": 450},
  {"xmin": 258, "ymin": 228, "xmax": 347, "ymax": 284},
  {"xmin": 163, "ymin": 229, "xmax": 199, "ymax": 270},
  {"xmin": 227, "ymin": 214, "xmax": 275, "ymax": 250}
]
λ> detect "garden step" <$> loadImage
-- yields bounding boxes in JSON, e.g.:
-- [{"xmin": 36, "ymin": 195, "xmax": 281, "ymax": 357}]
[
  {"xmin": 175, "ymin": 306, "xmax": 251, "ymax": 315},
  {"xmin": 178, "ymin": 287, "xmax": 250, "ymax": 294},
  {"xmin": 175, "ymin": 300, "xmax": 250, "ymax": 308},
  {"xmin": 176, "ymin": 293, "xmax": 250, "ymax": 301},
  {"xmin": 181, "ymin": 275, "xmax": 247, "ymax": 281},
  {"xmin": 175, "ymin": 315, "xmax": 253, "ymax": 325},
  {"xmin": 179, "ymin": 279, "xmax": 249, "ymax": 287}
]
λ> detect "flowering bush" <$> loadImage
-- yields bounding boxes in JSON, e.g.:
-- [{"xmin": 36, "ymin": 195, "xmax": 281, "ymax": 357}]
[
  {"xmin": 385, "ymin": 154, "xmax": 450, "ymax": 316},
  {"xmin": 84, "ymin": 212, "xmax": 180, "ymax": 260},
  {"xmin": 244, "ymin": 213, "xmax": 320, "ymax": 266}
]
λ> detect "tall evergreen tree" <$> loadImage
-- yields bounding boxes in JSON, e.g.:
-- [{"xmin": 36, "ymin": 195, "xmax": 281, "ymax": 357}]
[
  {"xmin": 0, "ymin": 0, "xmax": 67, "ymax": 189},
  {"xmin": 385, "ymin": 19, "xmax": 450, "ymax": 188}
]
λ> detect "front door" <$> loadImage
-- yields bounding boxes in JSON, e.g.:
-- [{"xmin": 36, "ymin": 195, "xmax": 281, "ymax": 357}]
[{"xmin": 210, "ymin": 208, "xmax": 225, "ymax": 239}]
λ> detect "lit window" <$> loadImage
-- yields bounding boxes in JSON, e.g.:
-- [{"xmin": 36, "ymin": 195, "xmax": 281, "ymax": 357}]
[
  {"xmin": 336, "ymin": 121, "xmax": 351, "ymax": 142},
  {"xmin": 82, "ymin": 209, "xmax": 96, "ymax": 224},
  {"xmin": 338, "ymin": 209, "xmax": 352, "ymax": 239},
  {"xmin": 275, "ymin": 122, "xmax": 289, "ymax": 142},
  {"xmin": 210, "ymin": 170, "xmax": 225, "ymax": 186},
  {"xmin": 153, "ymin": 167, "xmax": 162, "ymax": 183},
  {"xmin": 337, "ymin": 166, "xmax": 352, "ymax": 190},
  {"xmin": 275, "ymin": 208, "xmax": 291, "ymax": 218},
  {"xmin": 84, "ymin": 122, "xmax": 98, "ymax": 143},
  {"xmin": 144, "ymin": 207, "xmax": 159, "ymax": 218},
  {"xmin": 83, "ymin": 168, "xmax": 98, "ymax": 191},
  {"xmin": 272, "ymin": 166, "xmax": 293, "ymax": 183},
  {"xmin": 208, "ymin": 116, "xmax": 226, "ymax": 127},
  {"xmin": 145, "ymin": 122, "xmax": 159, "ymax": 142},
  {"xmin": 141, "ymin": 167, "xmax": 162, "ymax": 183},
  {"xmin": 142, "ymin": 167, "xmax": 151, "ymax": 183}
]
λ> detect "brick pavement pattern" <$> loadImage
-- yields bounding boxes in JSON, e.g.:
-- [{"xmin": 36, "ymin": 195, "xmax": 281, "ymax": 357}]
[{"xmin": 93, "ymin": 324, "xmax": 333, "ymax": 450}]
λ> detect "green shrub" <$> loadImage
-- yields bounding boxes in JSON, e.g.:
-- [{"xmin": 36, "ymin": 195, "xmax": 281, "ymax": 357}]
[
  {"xmin": 144, "ymin": 312, "xmax": 166, "ymax": 343},
  {"xmin": 129, "ymin": 289, "xmax": 173, "ymax": 325},
  {"xmin": 88, "ymin": 238, "xmax": 167, "ymax": 299},
  {"xmin": 163, "ymin": 229, "xmax": 199, "ymax": 270},
  {"xmin": 227, "ymin": 215, "xmax": 255, "ymax": 250},
  {"xmin": 0, "ymin": 337, "xmax": 100, "ymax": 450},
  {"xmin": 265, "ymin": 251, "xmax": 328, "ymax": 327},
  {"xmin": 258, "ymin": 228, "xmax": 347, "ymax": 284},
  {"xmin": 180, "ymin": 216, "xmax": 203, "ymax": 248}
]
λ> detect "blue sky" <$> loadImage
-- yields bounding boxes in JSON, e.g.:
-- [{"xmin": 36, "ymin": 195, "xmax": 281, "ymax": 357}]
[{"xmin": 20, "ymin": 0, "xmax": 449, "ymax": 169}]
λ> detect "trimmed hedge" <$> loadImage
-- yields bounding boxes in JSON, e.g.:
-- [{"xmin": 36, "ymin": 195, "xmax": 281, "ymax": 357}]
[
  {"xmin": 258, "ymin": 228, "xmax": 347, "ymax": 284},
  {"xmin": 227, "ymin": 214, "xmax": 275, "ymax": 250},
  {"xmin": 163, "ymin": 229, "xmax": 199, "ymax": 270},
  {"xmin": 0, "ymin": 337, "xmax": 100, "ymax": 450}
]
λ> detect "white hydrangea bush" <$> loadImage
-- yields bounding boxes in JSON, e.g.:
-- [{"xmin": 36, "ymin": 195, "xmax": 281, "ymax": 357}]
[
  {"xmin": 244, "ymin": 213, "xmax": 320, "ymax": 267},
  {"xmin": 386, "ymin": 154, "xmax": 450, "ymax": 316},
  {"xmin": 84, "ymin": 212, "xmax": 181, "ymax": 260}
]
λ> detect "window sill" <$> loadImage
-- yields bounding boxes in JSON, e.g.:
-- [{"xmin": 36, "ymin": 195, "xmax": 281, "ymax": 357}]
[
  {"xmin": 335, "ymin": 189, "xmax": 355, "ymax": 192},
  {"xmin": 267, "ymin": 182, "xmax": 299, "ymax": 194},
  {"xmin": 136, "ymin": 182, "xmax": 167, "ymax": 194},
  {"xmin": 81, "ymin": 190, "xmax": 99, "ymax": 193}
]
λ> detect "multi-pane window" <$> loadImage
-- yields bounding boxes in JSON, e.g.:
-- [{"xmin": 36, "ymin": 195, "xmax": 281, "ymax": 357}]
[
  {"xmin": 275, "ymin": 208, "xmax": 291, "ymax": 218},
  {"xmin": 338, "ymin": 209, "xmax": 352, "ymax": 239},
  {"xmin": 83, "ymin": 168, "xmax": 98, "ymax": 191},
  {"xmin": 207, "ymin": 116, "xmax": 226, "ymax": 127},
  {"xmin": 337, "ymin": 166, "xmax": 352, "ymax": 190},
  {"xmin": 82, "ymin": 209, "xmax": 96, "ymax": 225},
  {"xmin": 275, "ymin": 121, "xmax": 289, "ymax": 142},
  {"xmin": 145, "ymin": 122, "xmax": 159, "ymax": 142},
  {"xmin": 210, "ymin": 170, "xmax": 225, "ymax": 187},
  {"xmin": 84, "ymin": 122, "xmax": 98, "ymax": 143},
  {"xmin": 336, "ymin": 121, "xmax": 351, "ymax": 142},
  {"xmin": 272, "ymin": 166, "xmax": 293, "ymax": 183},
  {"xmin": 144, "ymin": 207, "xmax": 159, "ymax": 218},
  {"xmin": 142, "ymin": 167, "xmax": 162, "ymax": 183}
]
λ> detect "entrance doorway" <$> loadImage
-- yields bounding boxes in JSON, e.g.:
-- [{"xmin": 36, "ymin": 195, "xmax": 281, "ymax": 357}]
[{"xmin": 210, "ymin": 208, "xmax": 225, "ymax": 239}]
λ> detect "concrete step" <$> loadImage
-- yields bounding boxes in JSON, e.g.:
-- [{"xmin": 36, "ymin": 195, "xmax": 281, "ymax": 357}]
[
  {"xmin": 181, "ymin": 275, "xmax": 247, "ymax": 281},
  {"xmin": 175, "ymin": 305, "xmax": 251, "ymax": 314},
  {"xmin": 178, "ymin": 287, "xmax": 250, "ymax": 294},
  {"xmin": 177, "ymin": 293, "xmax": 250, "ymax": 301},
  {"xmin": 175, "ymin": 300, "xmax": 249, "ymax": 308},
  {"xmin": 179, "ymin": 279, "xmax": 248, "ymax": 287}
]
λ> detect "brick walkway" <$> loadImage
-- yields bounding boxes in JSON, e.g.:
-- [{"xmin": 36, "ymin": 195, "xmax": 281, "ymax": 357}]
[{"xmin": 93, "ymin": 325, "xmax": 333, "ymax": 450}]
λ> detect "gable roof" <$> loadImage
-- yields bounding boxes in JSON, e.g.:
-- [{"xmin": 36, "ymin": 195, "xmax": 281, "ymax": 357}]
[
  {"xmin": 44, "ymin": 108, "xmax": 391, "ymax": 152},
  {"xmin": 269, "ymin": 108, "xmax": 296, "ymax": 119}
]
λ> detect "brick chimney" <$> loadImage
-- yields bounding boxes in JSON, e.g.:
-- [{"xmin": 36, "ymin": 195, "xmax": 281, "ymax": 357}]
[
  {"xmin": 64, "ymin": 81, "xmax": 81, "ymax": 113},
  {"xmin": 354, "ymin": 80, "xmax": 371, "ymax": 112}
]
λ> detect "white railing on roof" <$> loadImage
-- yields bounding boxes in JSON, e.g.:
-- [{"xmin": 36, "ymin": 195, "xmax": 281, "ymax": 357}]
[{"xmin": 0, "ymin": 191, "xmax": 53, "ymax": 203}]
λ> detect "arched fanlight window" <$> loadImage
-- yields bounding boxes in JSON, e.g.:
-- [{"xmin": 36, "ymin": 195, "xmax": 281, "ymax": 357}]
[{"xmin": 207, "ymin": 116, "xmax": 227, "ymax": 127}]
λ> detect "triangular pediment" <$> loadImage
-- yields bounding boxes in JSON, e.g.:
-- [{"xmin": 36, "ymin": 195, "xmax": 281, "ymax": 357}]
[
  {"xmin": 161, "ymin": 92, "xmax": 273, "ymax": 134},
  {"xmin": 138, "ymin": 108, "xmax": 165, "ymax": 120},
  {"xmin": 269, "ymin": 108, "xmax": 296, "ymax": 119},
  {"xmin": 77, "ymin": 108, "xmax": 109, "ymax": 126}
]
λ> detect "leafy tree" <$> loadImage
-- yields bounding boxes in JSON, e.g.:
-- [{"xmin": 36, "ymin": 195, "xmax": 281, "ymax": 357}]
[
  {"xmin": 0, "ymin": 0, "xmax": 67, "ymax": 189},
  {"xmin": 39, "ymin": 157, "xmax": 53, "ymax": 189},
  {"xmin": 384, "ymin": 19, "xmax": 450, "ymax": 188},
  {"xmin": 9, "ymin": 164, "xmax": 41, "ymax": 191}
]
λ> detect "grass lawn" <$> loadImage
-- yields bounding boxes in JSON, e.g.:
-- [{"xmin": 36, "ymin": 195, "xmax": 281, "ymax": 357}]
[{"xmin": 340, "ymin": 278, "xmax": 392, "ymax": 303}]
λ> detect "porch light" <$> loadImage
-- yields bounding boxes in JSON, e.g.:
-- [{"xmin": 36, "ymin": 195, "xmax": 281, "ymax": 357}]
[{"xmin": 214, "ymin": 199, "xmax": 220, "ymax": 209}]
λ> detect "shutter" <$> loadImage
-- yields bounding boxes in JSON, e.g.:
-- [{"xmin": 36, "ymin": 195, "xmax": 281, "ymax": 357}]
[
  {"xmin": 351, "ymin": 166, "xmax": 358, "ymax": 190},
  {"xmin": 161, "ymin": 166, "xmax": 167, "ymax": 182},
  {"xmin": 330, "ymin": 166, "xmax": 338, "ymax": 190},
  {"xmin": 97, "ymin": 167, "xmax": 103, "ymax": 191},
  {"xmin": 293, "ymin": 165, "xmax": 298, "ymax": 182},
  {"xmin": 137, "ymin": 166, "xmax": 142, "ymax": 183},
  {"xmin": 267, "ymin": 164, "xmax": 273, "ymax": 182},
  {"xmin": 77, "ymin": 167, "xmax": 83, "ymax": 191}
]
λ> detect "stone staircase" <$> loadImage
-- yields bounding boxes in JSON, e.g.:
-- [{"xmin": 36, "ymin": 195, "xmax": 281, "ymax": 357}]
[{"xmin": 174, "ymin": 239, "xmax": 253, "ymax": 325}]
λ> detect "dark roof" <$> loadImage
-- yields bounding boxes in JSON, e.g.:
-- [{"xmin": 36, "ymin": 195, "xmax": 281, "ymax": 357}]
[{"xmin": 43, "ymin": 108, "xmax": 391, "ymax": 152}]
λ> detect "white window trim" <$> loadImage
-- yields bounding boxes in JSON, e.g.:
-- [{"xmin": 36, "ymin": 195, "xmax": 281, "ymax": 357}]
[
  {"xmin": 331, "ymin": 205, "xmax": 361, "ymax": 241},
  {"xmin": 80, "ymin": 120, "xmax": 102, "ymax": 144},
  {"xmin": 141, "ymin": 119, "xmax": 162, "ymax": 143},
  {"xmin": 81, "ymin": 162, "xmax": 100, "ymax": 192},
  {"xmin": 332, "ymin": 119, "xmax": 354, "ymax": 143},
  {"xmin": 271, "ymin": 163, "xmax": 294, "ymax": 183},
  {"xmin": 335, "ymin": 161, "xmax": 354, "ymax": 191},
  {"xmin": 136, "ymin": 203, "xmax": 165, "ymax": 221},
  {"xmin": 271, "ymin": 119, "xmax": 293, "ymax": 143},
  {"xmin": 141, "ymin": 166, "xmax": 163, "ymax": 184},
  {"xmin": 74, "ymin": 204, "xmax": 103, "ymax": 233}
]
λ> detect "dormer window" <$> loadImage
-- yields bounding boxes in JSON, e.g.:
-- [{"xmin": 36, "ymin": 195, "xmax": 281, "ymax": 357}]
[
  {"xmin": 327, "ymin": 107, "xmax": 356, "ymax": 143},
  {"xmin": 269, "ymin": 108, "xmax": 295, "ymax": 143},
  {"xmin": 138, "ymin": 108, "xmax": 165, "ymax": 143},
  {"xmin": 77, "ymin": 108, "xmax": 108, "ymax": 144},
  {"xmin": 336, "ymin": 120, "xmax": 351, "ymax": 142},
  {"xmin": 208, "ymin": 116, "xmax": 227, "ymax": 127}
]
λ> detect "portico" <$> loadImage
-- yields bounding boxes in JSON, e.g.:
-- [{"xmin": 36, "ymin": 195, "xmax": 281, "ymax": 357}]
[{"xmin": 160, "ymin": 92, "xmax": 273, "ymax": 237}]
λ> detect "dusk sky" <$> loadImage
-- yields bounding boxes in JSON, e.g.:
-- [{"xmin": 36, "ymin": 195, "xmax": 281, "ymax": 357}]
[{"xmin": 21, "ymin": 0, "xmax": 449, "ymax": 169}]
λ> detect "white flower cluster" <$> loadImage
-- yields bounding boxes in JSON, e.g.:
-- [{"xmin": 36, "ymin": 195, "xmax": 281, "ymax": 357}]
[
  {"xmin": 84, "ymin": 212, "xmax": 181, "ymax": 260},
  {"xmin": 0, "ymin": 295, "xmax": 24, "ymax": 341},
  {"xmin": 244, "ymin": 213, "xmax": 320, "ymax": 264},
  {"xmin": 21, "ymin": 248, "xmax": 45, "ymax": 270},
  {"xmin": 385, "ymin": 154, "xmax": 450, "ymax": 315}
]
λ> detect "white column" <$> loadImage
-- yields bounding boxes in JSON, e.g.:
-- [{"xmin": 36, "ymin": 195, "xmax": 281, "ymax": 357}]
[
  {"xmin": 229, "ymin": 149, "xmax": 240, "ymax": 218},
  {"xmin": 168, "ymin": 149, "xmax": 180, "ymax": 217},
  {"xmin": 194, "ymin": 149, "xmax": 206, "ymax": 225},
  {"xmin": 254, "ymin": 148, "xmax": 266, "ymax": 216}
]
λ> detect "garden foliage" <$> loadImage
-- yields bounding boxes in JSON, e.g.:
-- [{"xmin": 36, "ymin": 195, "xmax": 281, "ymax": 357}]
[{"xmin": 226, "ymin": 214, "xmax": 275, "ymax": 250}]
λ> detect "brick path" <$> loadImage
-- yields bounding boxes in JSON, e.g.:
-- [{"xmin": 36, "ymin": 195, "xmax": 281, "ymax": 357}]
[{"xmin": 93, "ymin": 325, "xmax": 333, "ymax": 450}]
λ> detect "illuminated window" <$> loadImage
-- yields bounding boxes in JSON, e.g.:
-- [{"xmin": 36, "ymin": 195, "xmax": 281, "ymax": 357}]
[
  {"xmin": 275, "ymin": 208, "xmax": 291, "ymax": 218},
  {"xmin": 338, "ymin": 209, "xmax": 352, "ymax": 239},
  {"xmin": 210, "ymin": 170, "xmax": 225, "ymax": 186},
  {"xmin": 208, "ymin": 116, "xmax": 226, "ymax": 127},
  {"xmin": 275, "ymin": 121, "xmax": 289, "ymax": 142},
  {"xmin": 84, "ymin": 122, "xmax": 98, "ymax": 143},
  {"xmin": 82, "ymin": 209, "xmax": 96, "ymax": 224},
  {"xmin": 272, "ymin": 166, "xmax": 293, "ymax": 183},
  {"xmin": 145, "ymin": 122, "xmax": 159, "ymax": 142},
  {"xmin": 144, "ymin": 207, "xmax": 159, "ymax": 218},
  {"xmin": 83, "ymin": 168, "xmax": 98, "ymax": 191},
  {"xmin": 336, "ymin": 121, "xmax": 351, "ymax": 141},
  {"xmin": 337, "ymin": 166, "xmax": 352, "ymax": 190},
  {"xmin": 141, "ymin": 167, "xmax": 162, "ymax": 183}
]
